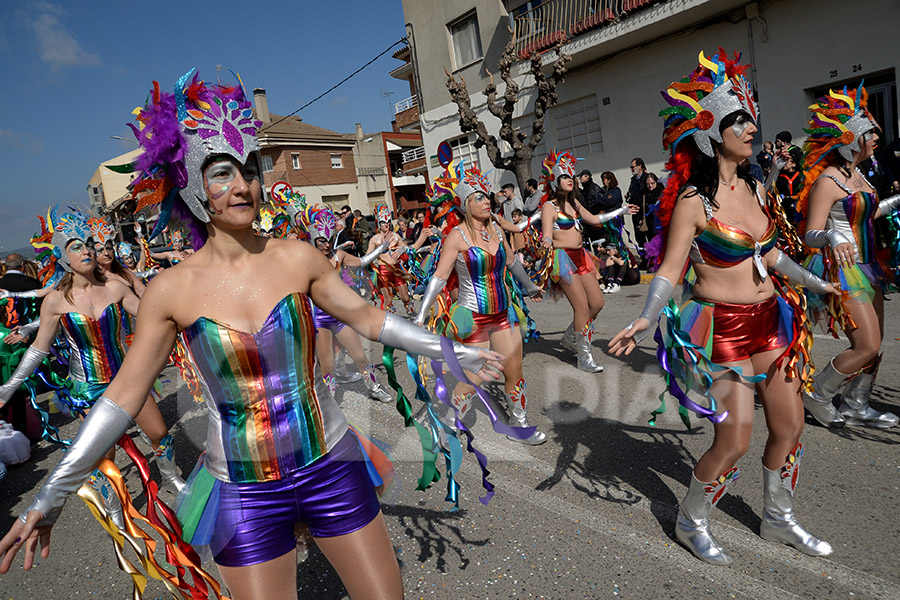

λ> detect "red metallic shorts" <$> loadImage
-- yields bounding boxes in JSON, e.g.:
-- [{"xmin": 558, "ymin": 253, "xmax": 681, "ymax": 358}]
[
  {"xmin": 376, "ymin": 263, "xmax": 405, "ymax": 290},
  {"xmin": 463, "ymin": 311, "xmax": 512, "ymax": 344},
  {"xmin": 705, "ymin": 296, "xmax": 786, "ymax": 364},
  {"xmin": 563, "ymin": 248, "xmax": 593, "ymax": 276}
]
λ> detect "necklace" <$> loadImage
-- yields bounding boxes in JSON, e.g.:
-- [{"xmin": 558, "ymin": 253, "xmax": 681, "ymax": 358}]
[
  {"xmin": 719, "ymin": 179, "xmax": 736, "ymax": 191},
  {"xmin": 473, "ymin": 227, "xmax": 490, "ymax": 243}
]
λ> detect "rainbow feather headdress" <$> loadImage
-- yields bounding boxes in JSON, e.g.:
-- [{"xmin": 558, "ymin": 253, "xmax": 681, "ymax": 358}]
[
  {"xmin": 31, "ymin": 205, "xmax": 91, "ymax": 273},
  {"xmin": 540, "ymin": 150, "xmax": 577, "ymax": 192},
  {"xmin": 121, "ymin": 68, "xmax": 263, "ymax": 239},
  {"xmin": 270, "ymin": 186, "xmax": 307, "ymax": 226},
  {"xmin": 451, "ymin": 160, "xmax": 492, "ymax": 210},
  {"xmin": 803, "ymin": 84, "xmax": 875, "ymax": 165},
  {"xmin": 375, "ymin": 203, "xmax": 393, "ymax": 224},
  {"xmin": 298, "ymin": 204, "xmax": 337, "ymax": 242},
  {"xmin": 659, "ymin": 49, "xmax": 758, "ymax": 157}
]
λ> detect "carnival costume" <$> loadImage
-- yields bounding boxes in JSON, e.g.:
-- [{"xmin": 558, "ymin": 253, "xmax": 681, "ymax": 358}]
[
  {"xmin": 371, "ymin": 203, "xmax": 416, "ymax": 315},
  {"xmin": 624, "ymin": 49, "xmax": 833, "ymax": 564},
  {"xmin": 14, "ymin": 70, "xmax": 535, "ymax": 598},
  {"xmin": 416, "ymin": 162, "xmax": 546, "ymax": 445},
  {"xmin": 301, "ymin": 203, "xmax": 394, "ymax": 403},
  {"xmin": 797, "ymin": 85, "xmax": 900, "ymax": 429},
  {"xmin": 539, "ymin": 151, "xmax": 631, "ymax": 373}
]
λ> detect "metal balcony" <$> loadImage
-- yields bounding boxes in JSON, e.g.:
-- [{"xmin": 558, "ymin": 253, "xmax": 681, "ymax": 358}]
[
  {"xmin": 512, "ymin": 0, "xmax": 661, "ymax": 58},
  {"xmin": 393, "ymin": 95, "xmax": 418, "ymax": 114},
  {"xmin": 401, "ymin": 146, "xmax": 426, "ymax": 163}
]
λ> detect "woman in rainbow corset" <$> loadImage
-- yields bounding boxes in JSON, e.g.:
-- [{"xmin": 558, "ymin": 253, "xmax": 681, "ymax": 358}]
[
  {"xmin": 0, "ymin": 209, "xmax": 185, "ymax": 522},
  {"xmin": 0, "ymin": 70, "xmax": 503, "ymax": 600},
  {"xmin": 609, "ymin": 50, "xmax": 837, "ymax": 565},
  {"xmin": 368, "ymin": 204, "xmax": 415, "ymax": 316},
  {"xmin": 540, "ymin": 151, "xmax": 638, "ymax": 373},
  {"xmin": 415, "ymin": 162, "xmax": 546, "ymax": 445},
  {"xmin": 797, "ymin": 85, "xmax": 900, "ymax": 429}
]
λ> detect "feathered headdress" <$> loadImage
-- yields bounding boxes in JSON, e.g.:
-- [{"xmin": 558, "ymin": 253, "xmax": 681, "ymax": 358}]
[
  {"xmin": 297, "ymin": 204, "xmax": 337, "ymax": 243},
  {"xmin": 375, "ymin": 203, "xmax": 393, "ymax": 224},
  {"xmin": 659, "ymin": 49, "xmax": 758, "ymax": 157},
  {"xmin": 540, "ymin": 150, "xmax": 577, "ymax": 192},
  {"xmin": 87, "ymin": 217, "xmax": 114, "ymax": 245},
  {"xmin": 424, "ymin": 168, "xmax": 463, "ymax": 233},
  {"xmin": 452, "ymin": 161, "xmax": 492, "ymax": 211},
  {"xmin": 118, "ymin": 68, "xmax": 263, "ymax": 239},
  {"xmin": 31, "ymin": 205, "xmax": 92, "ymax": 273},
  {"xmin": 803, "ymin": 84, "xmax": 875, "ymax": 166},
  {"xmin": 270, "ymin": 184, "xmax": 307, "ymax": 226}
]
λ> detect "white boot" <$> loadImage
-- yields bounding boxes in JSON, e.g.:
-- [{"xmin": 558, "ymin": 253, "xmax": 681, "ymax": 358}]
[
  {"xmin": 576, "ymin": 321, "xmax": 603, "ymax": 373},
  {"xmin": 363, "ymin": 364, "xmax": 392, "ymax": 403},
  {"xmin": 153, "ymin": 434, "xmax": 186, "ymax": 495},
  {"xmin": 838, "ymin": 363, "xmax": 898, "ymax": 428},
  {"xmin": 802, "ymin": 359, "xmax": 847, "ymax": 428},
  {"xmin": 561, "ymin": 323, "xmax": 576, "ymax": 352},
  {"xmin": 334, "ymin": 347, "xmax": 362, "ymax": 383},
  {"xmin": 505, "ymin": 378, "xmax": 546, "ymax": 445},
  {"xmin": 676, "ymin": 468, "xmax": 738, "ymax": 565}
]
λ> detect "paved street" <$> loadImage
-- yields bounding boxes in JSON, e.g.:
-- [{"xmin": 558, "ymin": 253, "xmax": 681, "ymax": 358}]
[{"xmin": 1, "ymin": 283, "xmax": 898, "ymax": 599}]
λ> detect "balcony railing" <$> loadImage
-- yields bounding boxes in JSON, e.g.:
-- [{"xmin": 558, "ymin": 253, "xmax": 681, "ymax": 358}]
[
  {"xmin": 401, "ymin": 146, "xmax": 426, "ymax": 163},
  {"xmin": 393, "ymin": 95, "xmax": 418, "ymax": 114},
  {"xmin": 512, "ymin": 0, "xmax": 660, "ymax": 59}
]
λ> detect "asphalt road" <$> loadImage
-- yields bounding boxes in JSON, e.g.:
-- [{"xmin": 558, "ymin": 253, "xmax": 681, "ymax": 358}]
[{"xmin": 1, "ymin": 283, "xmax": 898, "ymax": 599}]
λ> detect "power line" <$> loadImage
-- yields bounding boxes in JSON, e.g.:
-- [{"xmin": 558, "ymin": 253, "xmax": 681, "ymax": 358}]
[{"xmin": 259, "ymin": 38, "xmax": 408, "ymax": 133}]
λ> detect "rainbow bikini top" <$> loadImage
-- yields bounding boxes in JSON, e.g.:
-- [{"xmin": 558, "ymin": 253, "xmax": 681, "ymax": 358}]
[
  {"xmin": 688, "ymin": 185, "xmax": 778, "ymax": 280},
  {"xmin": 178, "ymin": 292, "xmax": 347, "ymax": 483},
  {"xmin": 551, "ymin": 202, "xmax": 582, "ymax": 231},
  {"xmin": 822, "ymin": 175, "xmax": 878, "ymax": 264},
  {"xmin": 454, "ymin": 224, "xmax": 510, "ymax": 315},
  {"xmin": 59, "ymin": 302, "xmax": 128, "ymax": 384}
]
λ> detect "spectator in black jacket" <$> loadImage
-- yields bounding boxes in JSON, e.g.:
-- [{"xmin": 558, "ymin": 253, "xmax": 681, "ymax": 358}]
[
  {"xmin": 627, "ymin": 157, "xmax": 655, "ymax": 247},
  {"xmin": 577, "ymin": 170, "xmax": 603, "ymax": 214},
  {"xmin": 0, "ymin": 254, "xmax": 41, "ymax": 295}
]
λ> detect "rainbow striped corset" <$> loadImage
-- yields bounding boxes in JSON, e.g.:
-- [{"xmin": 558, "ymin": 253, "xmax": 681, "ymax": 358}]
[
  {"xmin": 60, "ymin": 303, "xmax": 128, "ymax": 384},
  {"xmin": 691, "ymin": 216, "xmax": 778, "ymax": 273},
  {"xmin": 455, "ymin": 236, "xmax": 510, "ymax": 315},
  {"xmin": 832, "ymin": 191, "xmax": 878, "ymax": 264},
  {"xmin": 178, "ymin": 292, "xmax": 347, "ymax": 483}
]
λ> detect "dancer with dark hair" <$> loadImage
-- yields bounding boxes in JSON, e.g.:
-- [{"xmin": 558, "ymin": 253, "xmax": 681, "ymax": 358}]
[{"xmin": 610, "ymin": 50, "xmax": 836, "ymax": 565}]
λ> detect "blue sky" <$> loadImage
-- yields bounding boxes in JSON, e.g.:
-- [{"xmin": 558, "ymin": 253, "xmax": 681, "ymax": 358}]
[{"xmin": 0, "ymin": 1, "xmax": 410, "ymax": 253}]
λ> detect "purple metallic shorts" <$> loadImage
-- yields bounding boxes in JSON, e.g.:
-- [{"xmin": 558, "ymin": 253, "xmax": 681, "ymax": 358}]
[
  {"xmin": 313, "ymin": 304, "xmax": 345, "ymax": 333},
  {"xmin": 211, "ymin": 431, "xmax": 381, "ymax": 567}
]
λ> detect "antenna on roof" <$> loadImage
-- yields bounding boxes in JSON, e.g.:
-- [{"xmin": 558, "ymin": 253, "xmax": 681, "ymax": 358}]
[{"xmin": 381, "ymin": 90, "xmax": 396, "ymax": 125}]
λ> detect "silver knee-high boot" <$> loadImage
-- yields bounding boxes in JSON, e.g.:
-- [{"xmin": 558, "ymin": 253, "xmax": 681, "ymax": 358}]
[
  {"xmin": 838, "ymin": 358, "xmax": 898, "ymax": 428},
  {"xmin": 154, "ymin": 434, "xmax": 186, "ymax": 496},
  {"xmin": 760, "ymin": 443, "xmax": 833, "ymax": 556},
  {"xmin": 561, "ymin": 323, "xmax": 576, "ymax": 352},
  {"xmin": 576, "ymin": 321, "xmax": 603, "ymax": 373},
  {"xmin": 802, "ymin": 358, "xmax": 847, "ymax": 428},
  {"xmin": 88, "ymin": 468, "xmax": 125, "ymax": 530},
  {"xmin": 363, "ymin": 364, "xmax": 393, "ymax": 403},
  {"xmin": 505, "ymin": 378, "xmax": 547, "ymax": 445},
  {"xmin": 676, "ymin": 467, "xmax": 738, "ymax": 565},
  {"xmin": 334, "ymin": 347, "xmax": 362, "ymax": 383}
]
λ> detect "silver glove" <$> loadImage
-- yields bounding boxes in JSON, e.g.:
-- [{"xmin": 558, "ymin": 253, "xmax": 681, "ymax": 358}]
[
  {"xmin": 0, "ymin": 289, "xmax": 39, "ymax": 299},
  {"xmin": 595, "ymin": 205, "xmax": 629, "ymax": 223},
  {"xmin": 628, "ymin": 276, "xmax": 674, "ymax": 344},
  {"xmin": 378, "ymin": 313, "xmax": 487, "ymax": 374},
  {"xmin": 414, "ymin": 276, "xmax": 447, "ymax": 326},
  {"xmin": 0, "ymin": 346, "xmax": 48, "ymax": 405},
  {"xmin": 879, "ymin": 194, "xmax": 900, "ymax": 215},
  {"xmin": 516, "ymin": 212, "xmax": 542, "ymax": 232},
  {"xmin": 359, "ymin": 238, "xmax": 390, "ymax": 268},
  {"xmin": 507, "ymin": 260, "xmax": 541, "ymax": 297},
  {"xmin": 20, "ymin": 396, "xmax": 134, "ymax": 527},
  {"xmin": 804, "ymin": 228, "xmax": 851, "ymax": 248},
  {"xmin": 133, "ymin": 268, "xmax": 159, "ymax": 279},
  {"xmin": 772, "ymin": 250, "xmax": 831, "ymax": 295},
  {"xmin": 17, "ymin": 318, "xmax": 40, "ymax": 338}
]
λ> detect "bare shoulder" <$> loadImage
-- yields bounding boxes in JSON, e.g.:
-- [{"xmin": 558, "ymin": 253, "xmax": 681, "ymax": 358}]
[
  {"xmin": 40, "ymin": 289, "xmax": 66, "ymax": 317},
  {"xmin": 672, "ymin": 189, "xmax": 707, "ymax": 229}
]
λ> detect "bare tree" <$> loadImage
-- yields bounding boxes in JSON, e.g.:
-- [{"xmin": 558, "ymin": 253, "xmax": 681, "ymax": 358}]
[{"xmin": 445, "ymin": 31, "xmax": 571, "ymax": 191}]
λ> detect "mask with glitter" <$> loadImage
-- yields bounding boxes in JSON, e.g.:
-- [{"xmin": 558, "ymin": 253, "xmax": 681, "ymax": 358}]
[
  {"xmin": 660, "ymin": 49, "xmax": 759, "ymax": 157},
  {"xmin": 540, "ymin": 150, "xmax": 578, "ymax": 192},
  {"xmin": 450, "ymin": 160, "xmax": 492, "ymax": 213},
  {"xmin": 127, "ymin": 68, "xmax": 264, "ymax": 236},
  {"xmin": 803, "ymin": 84, "xmax": 878, "ymax": 165},
  {"xmin": 31, "ymin": 206, "xmax": 92, "ymax": 272}
]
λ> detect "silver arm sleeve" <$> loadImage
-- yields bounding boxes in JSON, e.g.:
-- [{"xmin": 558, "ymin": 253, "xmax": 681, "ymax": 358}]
[
  {"xmin": 507, "ymin": 260, "xmax": 541, "ymax": 297},
  {"xmin": 629, "ymin": 276, "xmax": 674, "ymax": 344},
  {"xmin": 0, "ymin": 346, "xmax": 48, "ymax": 405},
  {"xmin": 595, "ymin": 205, "xmax": 629, "ymax": 224},
  {"xmin": 21, "ymin": 397, "xmax": 134, "ymax": 527},
  {"xmin": 133, "ymin": 268, "xmax": 159, "ymax": 279},
  {"xmin": 516, "ymin": 212, "xmax": 542, "ymax": 232},
  {"xmin": 804, "ymin": 228, "xmax": 851, "ymax": 248},
  {"xmin": 878, "ymin": 194, "xmax": 900, "ymax": 215},
  {"xmin": 414, "ymin": 276, "xmax": 447, "ymax": 326},
  {"xmin": 772, "ymin": 250, "xmax": 831, "ymax": 295},
  {"xmin": 0, "ymin": 289, "xmax": 40, "ymax": 299},
  {"xmin": 378, "ymin": 313, "xmax": 486, "ymax": 374},
  {"xmin": 17, "ymin": 318, "xmax": 41, "ymax": 338},
  {"xmin": 358, "ymin": 238, "xmax": 390, "ymax": 268}
]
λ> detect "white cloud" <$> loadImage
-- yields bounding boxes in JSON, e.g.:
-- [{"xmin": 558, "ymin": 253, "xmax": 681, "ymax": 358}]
[{"xmin": 24, "ymin": 3, "xmax": 100, "ymax": 71}]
